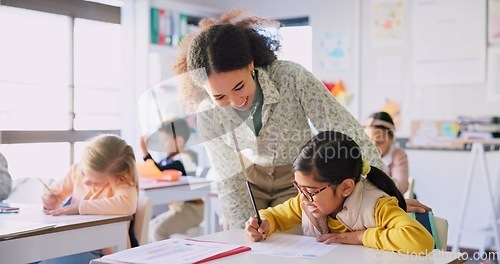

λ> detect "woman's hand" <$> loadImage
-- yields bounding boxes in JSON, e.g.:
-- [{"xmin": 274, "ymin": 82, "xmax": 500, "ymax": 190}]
[
  {"xmin": 405, "ymin": 198, "xmax": 432, "ymax": 213},
  {"xmin": 46, "ymin": 203, "xmax": 79, "ymax": 216},
  {"xmin": 245, "ymin": 216, "xmax": 270, "ymax": 242},
  {"xmin": 316, "ymin": 230, "xmax": 365, "ymax": 245}
]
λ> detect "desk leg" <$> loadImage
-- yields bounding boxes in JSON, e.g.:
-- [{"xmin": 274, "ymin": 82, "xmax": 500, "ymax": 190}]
[
  {"xmin": 481, "ymin": 148, "xmax": 500, "ymax": 253},
  {"xmin": 453, "ymin": 143, "xmax": 480, "ymax": 252},
  {"xmin": 204, "ymin": 196, "xmax": 211, "ymax": 235},
  {"xmin": 453, "ymin": 143, "xmax": 500, "ymax": 252},
  {"xmin": 114, "ymin": 221, "xmax": 128, "ymax": 252}
]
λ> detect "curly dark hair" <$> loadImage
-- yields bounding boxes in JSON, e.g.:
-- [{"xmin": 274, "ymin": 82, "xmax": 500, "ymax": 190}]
[{"xmin": 173, "ymin": 9, "xmax": 281, "ymax": 113}]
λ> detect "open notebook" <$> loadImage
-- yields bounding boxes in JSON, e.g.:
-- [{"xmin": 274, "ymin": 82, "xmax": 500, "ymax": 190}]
[{"xmin": 0, "ymin": 220, "xmax": 56, "ymax": 239}]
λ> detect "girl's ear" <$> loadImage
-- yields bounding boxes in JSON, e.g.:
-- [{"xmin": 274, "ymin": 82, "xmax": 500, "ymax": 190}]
[{"xmin": 338, "ymin": 179, "xmax": 356, "ymax": 197}]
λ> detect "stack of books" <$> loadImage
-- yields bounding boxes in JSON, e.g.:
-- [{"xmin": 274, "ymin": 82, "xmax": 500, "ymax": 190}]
[{"xmin": 456, "ymin": 116, "xmax": 500, "ymax": 140}]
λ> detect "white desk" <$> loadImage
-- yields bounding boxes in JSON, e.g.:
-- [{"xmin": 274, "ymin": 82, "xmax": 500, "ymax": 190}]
[
  {"xmin": 139, "ymin": 176, "xmax": 211, "ymax": 206},
  {"xmin": 139, "ymin": 176, "xmax": 212, "ymax": 234},
  {"xmin": 91, "ymin": 229, "xmax": 466, "ymax": 264},
  {"xmin": 0, "ymin": 205, "xmax": 131, "ymax": 263}
]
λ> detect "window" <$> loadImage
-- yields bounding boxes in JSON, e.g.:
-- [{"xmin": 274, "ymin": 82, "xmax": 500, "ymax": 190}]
[
  {"xmin": 277, "ymin": 26, "xmax": 313, "ymax": 72},
  {"xmin": 74, "ymin": 18, "xmax": 122, "ymax": 130},
  {"xmin": 0, "ymin": 7, "xmax": 71, "ymax": 131},
  {"xmin": 0, "ymin": 3, "xmax": 120, "ymax": 181},
  {"xmin": 266, "ymin": 17, "xmax": 312, "ymax": 72}
]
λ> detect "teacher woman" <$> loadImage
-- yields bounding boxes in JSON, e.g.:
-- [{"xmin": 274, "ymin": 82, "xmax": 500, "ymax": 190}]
[{"xmin": 173, "ymin": 9, "xmax": 427, "ymax": 229}]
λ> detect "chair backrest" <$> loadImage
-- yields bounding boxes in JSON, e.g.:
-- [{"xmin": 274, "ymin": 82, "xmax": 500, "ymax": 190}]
[
  {"xmin": 409, "ymin": 212, "xmax": 448, "ymax": 251},
  {"xmin": 403, "ymin": 177, "xmax": 415, "ymax": 199},
  {"xmin": 134, "ymin": 195, "xmax": 153, "ymax": 246},
  {"xmin": 433, "ymin": 216, "xmax": 448, "ymax": 250}
]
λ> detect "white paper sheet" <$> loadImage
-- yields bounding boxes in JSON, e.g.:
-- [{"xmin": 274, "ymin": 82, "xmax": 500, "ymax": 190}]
[
  {"xmin": 249, "ymin": 233, "xmax": 339, "ymax": 259},
  {"xmin": 102, "ymin": 238, "xmax": 247, "ymax": 263}
]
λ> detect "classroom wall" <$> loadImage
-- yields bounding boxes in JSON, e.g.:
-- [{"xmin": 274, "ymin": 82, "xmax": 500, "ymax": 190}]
[{"xmin": 359, "ymin": 0, "xmax": 500, "ymax": 137}]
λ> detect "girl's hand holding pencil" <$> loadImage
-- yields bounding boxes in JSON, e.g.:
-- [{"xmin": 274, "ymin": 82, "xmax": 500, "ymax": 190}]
[
  {"xmin": 245, "ymin": 216, "xmax": 270, "ymax": 242},
  {"xmin": 39, "ymin": 178, "xmax": 62, "ymax": 211}
]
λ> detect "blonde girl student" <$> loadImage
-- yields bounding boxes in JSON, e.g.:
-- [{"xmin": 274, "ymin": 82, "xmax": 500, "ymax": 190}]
[
  {"xmin": 245, "ymin": 131, "xmax": 434, "ymax": 254},
  {"xmin": 41, "ymin": 134, "xmax": 138, "ymax": 263}
]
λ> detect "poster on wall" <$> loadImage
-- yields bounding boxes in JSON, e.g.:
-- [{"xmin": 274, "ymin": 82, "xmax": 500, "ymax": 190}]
[
  {"xmin": 490, "ymin": 0, "xmax": 500, "ymax": 44},
  {"xmin": 488, "ymin": 47, "xmax": 500, "ymax": 101},
  {"xmin": 319, "ymin": 29, "xmax": 351, "ymax": 74},
  {"xmin": 370, "ymin": 0, "xmax": 405, "ymax": 47},
  {"xmin": 412, "ymin": 0, "xmax": 486, "ymax": 85}
]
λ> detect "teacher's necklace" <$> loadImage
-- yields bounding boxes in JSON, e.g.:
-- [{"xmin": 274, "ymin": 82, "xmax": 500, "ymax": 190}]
[{"xmin": 249, "ymin": 101, "xmax": 259, "ymax": 120}]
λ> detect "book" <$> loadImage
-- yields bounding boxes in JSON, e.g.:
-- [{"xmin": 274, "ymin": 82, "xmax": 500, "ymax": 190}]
[
  {"xmin": 0, "ymin": 220, "xmax": 56, "ymax": 239},
  {"xmin": 101, "ymin": 237, "xmax": 251, "ymax": 263}
]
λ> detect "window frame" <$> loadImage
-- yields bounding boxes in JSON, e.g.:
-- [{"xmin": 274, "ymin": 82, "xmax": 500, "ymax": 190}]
[{"xmin": 0, "ymin": 0, "xmax": 121, "ymax": 164}]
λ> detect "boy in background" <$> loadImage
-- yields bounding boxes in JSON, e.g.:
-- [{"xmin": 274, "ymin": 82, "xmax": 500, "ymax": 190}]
[{"xmin": 140, "ymin": 118, "xmax": 204, "ymax": 241}]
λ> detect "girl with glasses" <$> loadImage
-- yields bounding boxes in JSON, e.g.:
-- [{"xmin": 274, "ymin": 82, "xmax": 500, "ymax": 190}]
[{"xmin": 245, "ymin": 131, "xmax": 434, "ymax": 254}]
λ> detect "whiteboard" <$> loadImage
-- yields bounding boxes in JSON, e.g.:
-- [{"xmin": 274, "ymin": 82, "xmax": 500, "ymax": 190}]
[{"xmin": 412, "ymin": 0, "xmax": 486, "ymax": 86}]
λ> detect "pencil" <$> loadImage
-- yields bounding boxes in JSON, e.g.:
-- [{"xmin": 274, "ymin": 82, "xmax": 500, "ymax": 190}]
[
  {"xmin": 230, "ymin": 132, "xmax": 266, "ymax": 240},
  {"xmin": 38, "ymin": 178, "xmax": 61, "ymax": 202},
  {"xmin": 246, "ymin": 181, "xmax": 266, "ymax": 240}
]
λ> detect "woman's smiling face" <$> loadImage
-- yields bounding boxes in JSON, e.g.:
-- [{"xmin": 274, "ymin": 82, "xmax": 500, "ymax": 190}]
[{"xmin": 203, "ymin": 63, "xmax": 256, "ymax": 111}]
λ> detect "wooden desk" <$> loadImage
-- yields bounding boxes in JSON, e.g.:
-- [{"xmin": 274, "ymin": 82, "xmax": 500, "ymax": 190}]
[
  {"xmin": 0, "ymin": 205, "xmax": 131, "ymax": 263},
  {"xmin": 91, "ymin": 229, "xmax": 466, "ymax": 264}
]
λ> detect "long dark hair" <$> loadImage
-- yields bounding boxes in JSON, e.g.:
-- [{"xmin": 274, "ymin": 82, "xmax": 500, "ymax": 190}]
[{"xmin": 292, "ymin": 131, "xmax": 406, "ymax": 210}]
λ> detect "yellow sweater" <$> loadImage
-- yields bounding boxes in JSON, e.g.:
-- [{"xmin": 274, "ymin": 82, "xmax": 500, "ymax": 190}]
[{"xmin": 259, "ymin": 194, "xmax": 434, "ymax": 254}]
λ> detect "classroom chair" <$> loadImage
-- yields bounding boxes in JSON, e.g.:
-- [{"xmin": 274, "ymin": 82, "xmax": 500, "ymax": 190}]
[
  {"xmin": 434, "ymin": 216, "xmax": 449, "ymax": 250},
  {"xmin": 134, "ymin": 195, "xmax": 153, "ymax": 246},
  {"xmin": 410, "ymin": 212, "xmax": 448, "ymax": 251},
  {"xmin": 403, "ymin": 177, "xmax": 415, "ymax": 199}
]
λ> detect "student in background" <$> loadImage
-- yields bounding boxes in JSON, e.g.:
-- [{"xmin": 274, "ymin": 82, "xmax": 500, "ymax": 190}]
[
  {"xmin": 245, "ymin": 131, "xmax": 434, "ymax": 254},
  {"xmin": 362, "ymin": 111, "xmax": 409, "ymax": 194},
  {"xmin": 140, "ymin": 118, "xmax": 203, "ymax": 242},
  {"xmin": 0, "ymin": 152, "xmax": 12, "ymax": 201},
  {"xmin": 41, "ymin": 134, "xmax": 138, "ymax": 263}
]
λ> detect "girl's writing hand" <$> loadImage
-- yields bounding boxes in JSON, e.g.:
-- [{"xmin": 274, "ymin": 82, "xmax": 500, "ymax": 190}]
[
  {"xmin": 46, "ymin": 203, "xmax": 79, "ymax": 216},
  {"xmin": 316, "ymin": 230, "xmax": 365, "ymax": 245},
  {"xmin": 42, "ymin": 191, "xmax": 61, "ymax": 210},
  {"xmin": 245, "ymin": 216, "xmax": 270, "ymax": 242}
]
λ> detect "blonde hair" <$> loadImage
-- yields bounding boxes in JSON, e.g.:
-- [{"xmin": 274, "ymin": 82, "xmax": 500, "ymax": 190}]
[
  {"xmin": 80, "ymin": 134, "xmax": 138, "ymax": 189},
  {"xmin": 173, "ymin": 8, "xmax": 280, "ymax": 114}
]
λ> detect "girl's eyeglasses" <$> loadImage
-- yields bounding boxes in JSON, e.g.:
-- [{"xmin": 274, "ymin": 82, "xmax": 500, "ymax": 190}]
[{"xmin": 291, "ymin": 180, "xmax": 332, "ymax": 202}]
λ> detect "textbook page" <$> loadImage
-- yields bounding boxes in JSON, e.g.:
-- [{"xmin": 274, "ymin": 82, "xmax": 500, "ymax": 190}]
[{"xmin": 249, "ymin": 233, "xmax": 339, "ymax": 259}]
